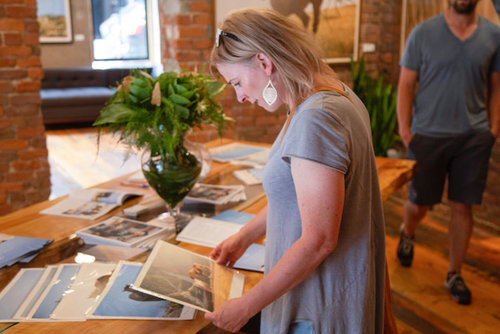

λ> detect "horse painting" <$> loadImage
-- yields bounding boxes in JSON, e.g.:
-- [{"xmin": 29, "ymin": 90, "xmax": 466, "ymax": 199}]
[{"xmin": 270, "ymin": 0, "xmax": 324, "ymax": 33}]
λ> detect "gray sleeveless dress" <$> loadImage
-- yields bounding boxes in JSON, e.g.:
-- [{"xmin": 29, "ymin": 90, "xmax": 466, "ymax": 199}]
[{"xmin": 260, "ymin": 85, "xmax": 385, "ymax": 334}]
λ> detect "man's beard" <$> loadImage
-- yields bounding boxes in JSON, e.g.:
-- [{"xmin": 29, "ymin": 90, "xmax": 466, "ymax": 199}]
[{"xmin": 451, "ymin": 0, "xmax": 478, "ymax": 14}]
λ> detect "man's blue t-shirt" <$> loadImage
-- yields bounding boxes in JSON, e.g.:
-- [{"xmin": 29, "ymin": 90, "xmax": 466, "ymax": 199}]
[{"xmin": 401, "ymin": 14, "xmax": 500, "ymax": 137}]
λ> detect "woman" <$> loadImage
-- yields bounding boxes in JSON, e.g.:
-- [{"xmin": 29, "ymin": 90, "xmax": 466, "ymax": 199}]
[{"xmin": 206, "ymin": 9, "xmax": 385, "ymax": 333}]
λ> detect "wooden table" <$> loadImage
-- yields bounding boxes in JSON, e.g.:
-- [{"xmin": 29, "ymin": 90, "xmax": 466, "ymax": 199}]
[{"xmin": 0, "ymin": 138, "xmax": 414, "ymax": 333}]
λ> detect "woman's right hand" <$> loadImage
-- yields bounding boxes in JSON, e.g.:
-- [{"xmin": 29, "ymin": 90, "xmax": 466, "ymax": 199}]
[{"xmin": 209, "ymin": 232, "xmax": 249, "ymax": 268}]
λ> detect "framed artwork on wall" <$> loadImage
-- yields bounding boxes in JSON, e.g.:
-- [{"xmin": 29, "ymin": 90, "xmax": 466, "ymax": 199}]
[
  {"xmin": 37, "ymin": 0, "xmax": 73, "ymax": 43},
  {"xmin": 214, "ymin": 0, "xmax": 360, "ymax": 64}
]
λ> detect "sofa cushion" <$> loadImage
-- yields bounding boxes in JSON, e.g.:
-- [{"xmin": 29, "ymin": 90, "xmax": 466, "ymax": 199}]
[
  {"xmin": 41, "ymin": 87, "xmax": 116, "ymax": 106},
  {"xmin": 42, "ymin": 68, "xmax": 109, "ymax": 89}
]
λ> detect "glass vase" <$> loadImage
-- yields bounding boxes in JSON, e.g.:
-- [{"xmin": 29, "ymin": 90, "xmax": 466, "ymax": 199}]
[{"xmin": 141, "ymin": 146, "xmax": 201, "ymax": 233}]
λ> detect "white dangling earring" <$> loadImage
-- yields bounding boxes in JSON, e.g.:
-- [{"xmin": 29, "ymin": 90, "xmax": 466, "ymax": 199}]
[{"xmin": 262, "ymin": 79, "xmax": 277, "ymax": 106}]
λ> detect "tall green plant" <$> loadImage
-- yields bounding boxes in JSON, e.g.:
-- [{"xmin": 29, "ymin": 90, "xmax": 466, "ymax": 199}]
[{"xmin": 351, "ymin": 57, "xmax": 400, "ymax": 157}]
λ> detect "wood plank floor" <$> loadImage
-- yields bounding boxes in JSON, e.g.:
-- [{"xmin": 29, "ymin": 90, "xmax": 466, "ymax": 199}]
[
  {"xmin": 45, "ymin": 127, "xmax": 500, "ymax": 333},
  {"xmin": 46, "ymin": 127, "xmax": 141, "ymax": 199}
]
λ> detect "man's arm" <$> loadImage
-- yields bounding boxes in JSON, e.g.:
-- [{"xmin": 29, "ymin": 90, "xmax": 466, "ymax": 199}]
[
  {"xmin": 397, "ymin": 67, "xmax": 419, "ymax": 147},
  {"xmin": 489, "ymin": 71, "xmax": 500, "ymax": 138}
]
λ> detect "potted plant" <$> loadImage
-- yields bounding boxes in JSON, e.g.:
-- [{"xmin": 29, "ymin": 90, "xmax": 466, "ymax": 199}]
[
  {"xmin": 351, "ymin": 57, "xmax": 401, "ymax": 157},
  {"xmin": 93, "ymin": 69, "xmax": 231, "ymax": 221}
]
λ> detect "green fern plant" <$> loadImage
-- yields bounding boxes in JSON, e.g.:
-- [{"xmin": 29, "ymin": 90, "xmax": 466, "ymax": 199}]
[
  {"xmin": 351, "ymin": 57, "xmax": 400, "ymax": 157},
  {"xmin": 93, "ymin": 69, "xmax": 232, "ymax": 164}
]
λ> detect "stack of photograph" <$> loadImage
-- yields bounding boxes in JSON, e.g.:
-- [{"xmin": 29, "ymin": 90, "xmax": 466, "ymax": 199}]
[
  {"xmin": 75, "ymin": 216, "xmax": 175, "ymax": 249},
  {"xmin": 0, "ymin": 234, "xmax": 53, "ymax": 268}
]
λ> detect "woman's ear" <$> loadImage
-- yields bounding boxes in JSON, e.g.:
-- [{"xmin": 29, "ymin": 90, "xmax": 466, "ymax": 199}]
[{"xmin": 255, "ymin": 53, "xmax": 273, "ymax": 76}]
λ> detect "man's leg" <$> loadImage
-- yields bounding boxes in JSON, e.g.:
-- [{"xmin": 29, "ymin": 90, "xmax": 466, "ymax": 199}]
[
  {"xmin": 445, "ymin": 199, "xmax": 473, "ymax": 305},
  {"xmin": 447, "ymin": 200, "xmax": 473, "ymax": 274},
  {"xmin": 397, "ymin": 201, "xmax": 429, "ymax": 267},
  {"xmin": 402, "ymin": 201, "xmax": 429, "ymax": 237}
]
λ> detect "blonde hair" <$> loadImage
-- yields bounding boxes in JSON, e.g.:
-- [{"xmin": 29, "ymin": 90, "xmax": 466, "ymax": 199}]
[{"xmin": 210, "ymin": 8, "xmax": 334, "ymax": 102}]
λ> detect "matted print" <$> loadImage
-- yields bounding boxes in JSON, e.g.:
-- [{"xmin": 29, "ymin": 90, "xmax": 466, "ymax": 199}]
[
  {"xmin": 132, "ymin": 241, "xmax": 245, "ymax": 312},
  {"xmin": 37, "ymin": 0, "xmax": 73, "ymax": 43},
  {"xmin": 215, "ymin": 0, "xmax": 360, "ymax": 63}
]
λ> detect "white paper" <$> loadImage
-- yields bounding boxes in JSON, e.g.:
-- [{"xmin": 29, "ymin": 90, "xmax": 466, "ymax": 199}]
[{"xmin": 176, "ymin": 216, "xmax": 242, "ymax": 248}]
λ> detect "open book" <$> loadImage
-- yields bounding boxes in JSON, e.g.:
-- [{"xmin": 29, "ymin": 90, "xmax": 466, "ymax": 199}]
[
  {"xmin": 40, "ymin": 188, "xmax": 142, "ymax": 220},
  {"xmin": 131, "ymin": 241, "xmax": 245, "ymax": 313}
]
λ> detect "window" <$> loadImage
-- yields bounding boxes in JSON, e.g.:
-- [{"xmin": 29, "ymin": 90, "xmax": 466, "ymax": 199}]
[{"xmin": 91, "ymin": 0, "xmax": 149, "ymax": 61}]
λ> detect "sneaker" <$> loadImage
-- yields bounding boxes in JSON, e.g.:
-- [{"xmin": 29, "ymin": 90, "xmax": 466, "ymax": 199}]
[
  {"xmin": 445, "ymin": 272, "xmax": 471, "ymax": 305},
  {"xmin": 397, "ymin": 230, "xmax": 414, "ymax": 267}
]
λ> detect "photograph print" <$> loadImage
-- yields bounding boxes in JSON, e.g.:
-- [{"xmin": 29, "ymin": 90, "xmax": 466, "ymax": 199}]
[
  {"xmin": 133, "ymin": 241, "xmax": 245, "ymax": 312},
  {"xmin": 90, "ymin": 261, "xmax": 195, "ymax": 320},
  {"xmin": 37, "ymin": 0, "xmax": 73, "ymax": 43},
  {"xmin": 215, "ymin": 0, "xmax": 360, "ymax": 63},
  {"xmin": 133, "ymin": 241, "xmax": 216, "ymax": 312}
]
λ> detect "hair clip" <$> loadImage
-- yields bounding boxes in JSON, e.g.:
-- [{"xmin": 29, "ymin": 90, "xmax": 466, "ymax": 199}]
[{"xmin": 215, "ymin": 28, "xmax": 242, "ymax": 47}]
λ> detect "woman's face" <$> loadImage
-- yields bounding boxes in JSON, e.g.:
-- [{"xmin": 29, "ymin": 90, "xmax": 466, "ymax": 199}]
[{"xmin": 216, "ymin": 59, "xmax": 282, "ymax": 112}]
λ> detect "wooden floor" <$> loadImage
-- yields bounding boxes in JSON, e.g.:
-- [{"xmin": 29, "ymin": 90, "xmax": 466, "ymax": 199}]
[
  {"xmin": 45, "ymin": 128, "xmax": 500, "ymax": 334},
  {"xmin": 46, "ymin": 127, "xmax": 141, "ymax": 199}
]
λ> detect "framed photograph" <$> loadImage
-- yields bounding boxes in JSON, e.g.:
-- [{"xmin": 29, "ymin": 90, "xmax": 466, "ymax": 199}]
[
  {"xmin": 215, "ymin": 0, "xmax": 360, "ymax": 63},
  {"xmin": 37, "ymin": 0, "xmax": 73, "ymax": 43}
]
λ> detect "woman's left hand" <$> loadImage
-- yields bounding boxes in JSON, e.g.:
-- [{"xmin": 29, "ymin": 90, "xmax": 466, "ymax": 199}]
[{"xmin": 204, "ymin": 297, "xmax": 251, "ymax": 333}]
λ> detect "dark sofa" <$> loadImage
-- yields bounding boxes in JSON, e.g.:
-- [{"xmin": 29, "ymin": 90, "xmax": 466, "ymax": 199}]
[{"xmin": 41, "ymin": 67, "xmax": 149, "ymax": 124}]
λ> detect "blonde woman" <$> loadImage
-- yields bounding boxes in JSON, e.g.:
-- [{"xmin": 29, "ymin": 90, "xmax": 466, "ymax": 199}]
[{"xmin": 207, "ymin": 9, "xmax": 385, "ymax": 333}]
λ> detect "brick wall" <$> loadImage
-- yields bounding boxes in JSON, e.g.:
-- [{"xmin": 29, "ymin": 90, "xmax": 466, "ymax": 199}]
[
  {"xmin": 158, "ymin": 0, "xmax": 499, "ymax": 231},
  {"xmin": 0, "ymin": 0, "xmax": 50, "ymax": 216}
]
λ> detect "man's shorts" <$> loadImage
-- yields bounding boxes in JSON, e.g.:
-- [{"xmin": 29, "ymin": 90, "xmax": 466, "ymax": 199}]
[{"xmin": 407, "ymin": 131, "xmax": 495, "ymax": 206}]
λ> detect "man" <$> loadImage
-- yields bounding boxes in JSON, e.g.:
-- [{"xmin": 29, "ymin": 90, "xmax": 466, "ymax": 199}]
[
  {"xmin": 397, "ymin": 0, "xmax": 500, "ymax": 305},
  {"xmin": 493, "ymin": 0, "xmax": 500, "ymax": 16}
]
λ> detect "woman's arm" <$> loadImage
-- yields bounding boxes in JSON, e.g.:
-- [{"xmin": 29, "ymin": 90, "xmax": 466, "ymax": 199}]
[{"xmin": 206, "ymin": 157, "xmax": 345, "ymax": 331}]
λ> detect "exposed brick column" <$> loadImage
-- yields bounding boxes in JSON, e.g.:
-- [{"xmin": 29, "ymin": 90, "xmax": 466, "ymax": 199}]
[
  {"xmin": 158, "ymin": 0, "xmax": 212, "ymax": 71},
  {"xmin": 0, "ymin": 0, "xmax": 50, "ymax": 215},
  {"xmin": 358, "ymin": 0, "xmax": 402, "ymax": 85},
  {"xmin": 158, "ymin": 0, "xmax": 285, "ymax": 143}
]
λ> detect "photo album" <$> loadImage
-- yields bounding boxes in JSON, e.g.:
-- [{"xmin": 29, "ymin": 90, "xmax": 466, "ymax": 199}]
[
  {"xmin": 40, "ymin": 188, "xmax": 142, "ymax": 220},
  {"xmin": 75, "ymin": 216, "xmax": 174, "ymax": 249}
]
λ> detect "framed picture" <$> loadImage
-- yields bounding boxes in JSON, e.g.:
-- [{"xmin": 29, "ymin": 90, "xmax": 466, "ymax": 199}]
[
  {"xmin": 37, "ymin": 0, "xmax": 73, "ymax": 43},
  {"xmin": 215, "ymin": 0, "xmax": 360, "ymax": 63},
  {"xmin": 400, "ymin": 0, "xmax": 500, "ymax": 55}
]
